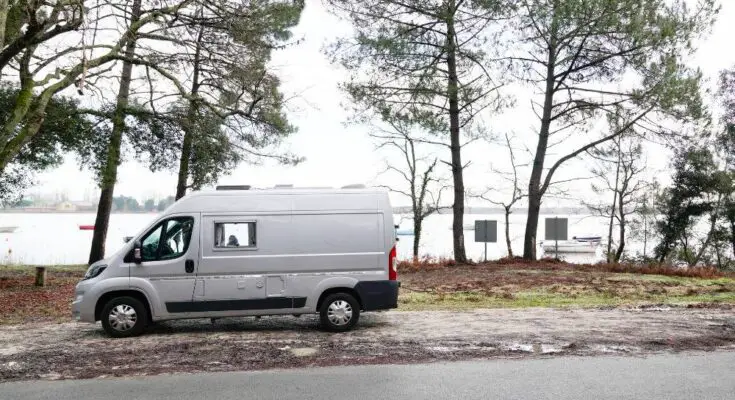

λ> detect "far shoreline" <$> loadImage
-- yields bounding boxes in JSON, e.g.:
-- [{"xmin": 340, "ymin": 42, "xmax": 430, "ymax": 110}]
[
  {"xmin": 1, "ymin": 207, "xmax": 596, "ymax": 215},
  {"xmin": 0, "ymin": 209, "xmax": 159, "ymax": 214}
]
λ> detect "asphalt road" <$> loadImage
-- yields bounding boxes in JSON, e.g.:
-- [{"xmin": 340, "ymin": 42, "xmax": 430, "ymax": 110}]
[{"xmin": 2, "ymin": 352, "xmax": 734, "ymax": 400}]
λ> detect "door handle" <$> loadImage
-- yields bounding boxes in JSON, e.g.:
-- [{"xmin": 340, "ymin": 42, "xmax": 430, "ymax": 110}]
[{"xmin": 185, "ymin": 259, "xmax": 195, "ymax": 273}]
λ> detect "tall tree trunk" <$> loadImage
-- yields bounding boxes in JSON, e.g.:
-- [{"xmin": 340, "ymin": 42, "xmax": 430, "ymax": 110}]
[
  {"xmin": 175, "ymin": 127, "xmax": 193, "ymax": 199},
  {"xmin": 88, "ymin": 0, "xmax": 142, "ymax": 265},
  {"xmin": 727, "ymin": 208, "xmax": 735, "ymax": 259},
  {"xmin": 175, "ymin": 24, "xmax": 205, "ymax": 200},
  {"xmin": 614, "ymin": 190, "xmax": 625, "ymax": 263},
  {"xmin": 692, "ymin": 199, "xmax": 721, "ymax": 266},
  {"xmin": 642, "ymin": 209, "xmax": 649, "ymax": 258},
  {"xmin": 446, "ymin": 2, "xmax": 466, "ymax": 263},
  {"xmin": 523, "ymin": 14, "xmax": 558, "ymax": 260},
  {"xmin": 0, "ymin": 0, "xmax": 9, "ymax": 59},
  {"xmin": 413, "ymin": 217, "xmax": 421, "ymax": 260},
  {"xmin": 0, "ymin": 50, "xmax": 36, "ymax": 165},
  {"xmin": 607, "ymin": 146, "xmax": 621, "ymax": 262},
  {"xmin": 0, "ymin": 92, "xmax": 51, "ymax": 173},
  {"xmin": 504, "ymin": 206, "xmax": 513, "ymax": 257}
]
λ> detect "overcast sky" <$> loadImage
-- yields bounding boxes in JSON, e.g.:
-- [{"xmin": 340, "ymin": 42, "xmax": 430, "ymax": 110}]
[{"xmin": 32, "ymin": 0, "xmax": 735, "ymax": 208}]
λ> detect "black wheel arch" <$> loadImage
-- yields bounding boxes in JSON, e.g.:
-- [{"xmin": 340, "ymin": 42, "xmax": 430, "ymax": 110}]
[
  {"xmin": 316, "ymin": 287, "xmax": 363, "ymax": 311},
  {"xmin": 95, "ymin": 290, "xmax": 153, "ymax": 322}
]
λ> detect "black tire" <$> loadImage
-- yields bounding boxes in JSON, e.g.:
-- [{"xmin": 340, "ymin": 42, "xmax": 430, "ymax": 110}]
[
  {"xmin": 100, "ymin": 296, "xmax": 148, "ymax": 338},
  {"xmin": 319, "ymin": 293, "xmax": 360, "ymax": 332}
]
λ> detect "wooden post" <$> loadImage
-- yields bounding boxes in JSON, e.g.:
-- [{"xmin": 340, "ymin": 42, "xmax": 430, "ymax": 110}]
[{"xmin": 34, "ymin": 267, "xmax": 46, "ymax": 287}]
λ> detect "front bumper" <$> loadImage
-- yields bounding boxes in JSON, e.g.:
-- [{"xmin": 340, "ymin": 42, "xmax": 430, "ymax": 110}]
[
  {"xmin": 71, "ymin": 282, "xmax": 97, "ymax": 323},
  {"xmin": 355, "ymin": 280, "xmax": 400, "ymax": 311}
]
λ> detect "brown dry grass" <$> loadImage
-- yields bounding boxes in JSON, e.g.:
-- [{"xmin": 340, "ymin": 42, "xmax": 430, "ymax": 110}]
[
  {"xmin": 398, "ymin": 256, "xmax": 730, "ymax": 279},
  {"xmin": 0, "ymin": 266, "xmax": 84, "ymax": 325},
  {"xmin": 397, "ymin": 258, "xmax": 735, "ymax": 310}
]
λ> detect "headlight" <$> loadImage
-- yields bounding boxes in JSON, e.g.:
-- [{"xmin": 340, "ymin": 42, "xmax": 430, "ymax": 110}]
[{"xmin": 84, "ymin": 264, "xmax": 107, "ymax": 280}]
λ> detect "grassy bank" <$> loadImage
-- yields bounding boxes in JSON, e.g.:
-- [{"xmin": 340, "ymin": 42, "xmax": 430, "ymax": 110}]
[
  {"xmin": 398, "ymin": 260, "xmax": 735, "ymax": 311},
  {"xmin": 2, "ymin": 262, "xmax": 734, "ymax": 325},
  {"xmin": 399, "ymin": 284, "xmax": 735, "ymax": 311}
]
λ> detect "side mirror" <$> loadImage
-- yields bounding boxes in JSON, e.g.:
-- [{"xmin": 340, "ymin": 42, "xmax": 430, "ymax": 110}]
[
  {"xmin": 123, "ymin": 236, "xmax": 133, "ymax": 243},
  {"xmin": 133, "ymin": 240, "xmax": 142, "ymax": 264}
]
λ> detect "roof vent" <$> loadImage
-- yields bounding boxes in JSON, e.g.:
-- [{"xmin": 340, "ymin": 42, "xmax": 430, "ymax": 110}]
[
  {"xmin": 216, "ymin": 185, "xmax": 251, "ymax": 191},
  {"xmin": 342, "ymin": 184, "xmax": 366, "ymax": 189}
]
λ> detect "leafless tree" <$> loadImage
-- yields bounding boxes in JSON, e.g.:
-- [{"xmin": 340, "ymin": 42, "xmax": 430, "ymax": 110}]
[
  {"xmin": 477, "ymin": 133, "xmax": 527, "ymax": 258},
  {"xmin": 629, "ymin": 190, "xmax": 659, "ymax": 260},
  {"xmin": 584, "ymin": 131, "xmax": 648, "ymax": 263},
  {"xmin": 372, "ymin": 118, "xmax": 448, "ymax": 259}
]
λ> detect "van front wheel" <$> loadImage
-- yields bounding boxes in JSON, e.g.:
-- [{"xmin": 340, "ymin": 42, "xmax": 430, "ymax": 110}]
[
  {"xmin": 319, "ymin": 293, "xmax": 360, "ymax": 332},
  {"xmin": 100, "ymin": 296, "xmax": 148, "ymax": 338}
]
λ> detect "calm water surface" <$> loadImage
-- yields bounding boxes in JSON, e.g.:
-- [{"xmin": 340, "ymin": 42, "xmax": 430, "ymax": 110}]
[{"xmin": 0, "ymin": 212, "xmax": 634, "ymax": 265}]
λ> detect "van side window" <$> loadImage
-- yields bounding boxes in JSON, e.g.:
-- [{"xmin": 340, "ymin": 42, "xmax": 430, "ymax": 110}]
[
  {"xmin": 214, "ymin": 222, "xmax": 256, "ymax": 249},
  {"xmin": 139, "ymin": 217, "xmax": 194, "ymax": 261}
]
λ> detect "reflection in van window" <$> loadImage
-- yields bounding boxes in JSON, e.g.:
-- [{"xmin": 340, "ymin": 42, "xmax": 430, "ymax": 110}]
[
  {"xmin": 214, "ymin": 222, "xmax": 256, "ymax": 248},
  {"xmin": 141, "ymin": 225, "xmax": 163, "ymax": 261},
  {"xmin": 139, "ymin": 217, "xmax": 193, "ymax": 261},
  {"xmin": 160, "ymin": 218, "xmax": 194, "ymax": 260}
]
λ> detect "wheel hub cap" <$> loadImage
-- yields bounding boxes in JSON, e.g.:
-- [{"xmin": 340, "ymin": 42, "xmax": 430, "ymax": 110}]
[
  {"xmin": 327, "ymin": 300, "xmax": 353, "ymax": 326},
  {"xmin": 109, "ymin": 304, "xmax": 137, "ymax": 331}
]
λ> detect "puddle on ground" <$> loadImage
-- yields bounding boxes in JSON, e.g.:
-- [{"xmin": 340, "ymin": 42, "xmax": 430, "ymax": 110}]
[
  {"xmin": 594, "ymin": 344, "xmax": 639, "ymax": 353},
  {"xmin": 290, "ymin": 347, "xmax": 318, "ymax": 357},
  {"xmin": 0, "ymin": 346, "xmax": 24, "ymax": 356},
  {"xmin": 504, "ymin": 343, "xmax": 534, "ymax": 353}
]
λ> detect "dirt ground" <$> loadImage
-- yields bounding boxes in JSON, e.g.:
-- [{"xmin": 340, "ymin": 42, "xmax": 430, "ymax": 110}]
[
  {"xmin": 1, "ymin": 263, "xmax": 734, "ymax": 382},
  {"xmin": 1, "ymin": 306, "xmax": 734, "ymax": 382},
  {"xmin": 2, "ymin": 263, "xmax": 734, "ymax": 324}
]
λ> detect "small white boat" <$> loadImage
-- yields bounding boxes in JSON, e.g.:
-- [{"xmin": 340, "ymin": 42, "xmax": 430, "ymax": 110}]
[
  {"xmin": 0, "ymin": 226, "xmax": 17, "ymax": 233},
  {"xmin": 395, "ymin": 228, "xmax": 414, "ymax": 236},
  {"xmin": 541, "ymin": 239, "xmax": 600, "ymax": 254},
  {"xmin": 572, "ymin": 236, "xmax": 602, "ymax": 243},
  {"xmin": 448, "ymin": 224, "xmax": 476, "ymax": 231}
]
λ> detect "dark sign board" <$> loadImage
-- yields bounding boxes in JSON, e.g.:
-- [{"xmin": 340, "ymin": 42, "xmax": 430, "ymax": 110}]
[
  {"xmin": 474, "ymin": 220, "xmax": 497, "ymax": 243},
  {"xmin": 545, "ymin": 218, "xmax": 568, "ymax": 241}
]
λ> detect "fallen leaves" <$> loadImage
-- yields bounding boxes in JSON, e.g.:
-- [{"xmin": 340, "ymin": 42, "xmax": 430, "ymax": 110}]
[{"xmin": 0, "ymin": 271, "xmax": 80, "ymax": 325}]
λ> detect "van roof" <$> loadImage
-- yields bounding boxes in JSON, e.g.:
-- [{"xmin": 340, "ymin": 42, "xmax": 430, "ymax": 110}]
[
  {"xmin": 164, "ymin": 187, "xmax": 391, "ymax": 214},
  {"xmin": 190, "ymin": 187, "xmax": 387, "ymax": 196}
]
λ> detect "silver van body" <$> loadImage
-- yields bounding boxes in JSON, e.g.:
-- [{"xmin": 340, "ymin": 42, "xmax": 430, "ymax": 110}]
[{"xmin": 72, "ymin": 187, "xmax": 399, "ymax": 336}]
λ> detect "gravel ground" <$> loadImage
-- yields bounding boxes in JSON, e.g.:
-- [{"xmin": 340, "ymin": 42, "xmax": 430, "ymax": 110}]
[{"xmin": 1, "ymin": 305, "xmax": 734, "ymax": 382}]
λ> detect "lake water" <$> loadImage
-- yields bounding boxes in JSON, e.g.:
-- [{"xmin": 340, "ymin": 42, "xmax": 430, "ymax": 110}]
[{"xmin": 0, "ymin": 212, "xmax": 645, "ymax": 265}]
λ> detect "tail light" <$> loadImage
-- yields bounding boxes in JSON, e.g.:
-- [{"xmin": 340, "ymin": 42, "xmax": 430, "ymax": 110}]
[{"xmin": 388, "ymin": 245, "xmax": 397, "ymax": 281}]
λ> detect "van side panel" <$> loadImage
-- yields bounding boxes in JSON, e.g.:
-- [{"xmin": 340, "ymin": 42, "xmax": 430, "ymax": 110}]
[
  {"xmin": 195, "ymin": 214, "xmax": 292, "ymax": 302},
  {"xmin": 124, "ymin": 191, "xmax": 396, "ymax": 319},
  {"xmin": 288, "ymin": 212, "xmax": 381, "ymax": 271}
]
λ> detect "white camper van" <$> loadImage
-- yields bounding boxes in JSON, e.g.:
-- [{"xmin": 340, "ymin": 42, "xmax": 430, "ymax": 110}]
[{"xmin": 72, "ymin": 185, "xmax": 399, "ymax": 337}]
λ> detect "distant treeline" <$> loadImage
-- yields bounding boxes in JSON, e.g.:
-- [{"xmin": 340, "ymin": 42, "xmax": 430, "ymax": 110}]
[
  {"xmin": 4, "ymin": 195, "xmax": 176, "ymax": 213},
  {"xmin": 111, "ymin": 195, "xmax": 176, "ymax": 212}
]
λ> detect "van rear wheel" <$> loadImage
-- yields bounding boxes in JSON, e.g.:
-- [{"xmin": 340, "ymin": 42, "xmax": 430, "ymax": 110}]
[
  {"xmin": 319, "ymin": 293, "xmax": 360, "ymax": 332},
  {"xmin": 100, "ymin": 296, "xmax": 148, "ymax": 338}
]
